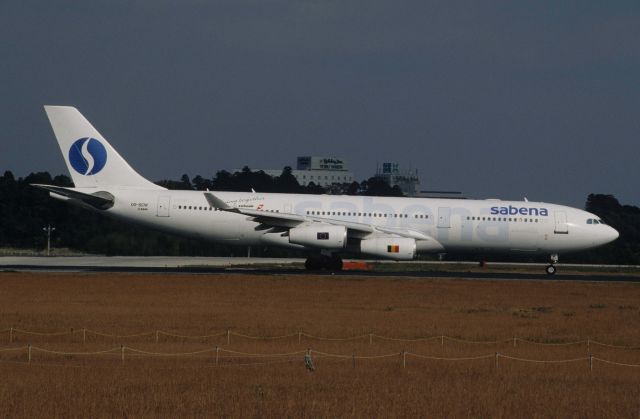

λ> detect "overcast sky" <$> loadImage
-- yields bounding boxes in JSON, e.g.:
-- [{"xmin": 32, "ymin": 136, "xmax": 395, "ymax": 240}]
[{"xmin": 1, "ymin": 0, "xmax": 638, "ymax": 207}]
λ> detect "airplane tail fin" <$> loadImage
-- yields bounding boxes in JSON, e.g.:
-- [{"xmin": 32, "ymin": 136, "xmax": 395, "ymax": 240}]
[{"xmin": 44, "ymin": 106, "xmax": 164, "ymax": 190}]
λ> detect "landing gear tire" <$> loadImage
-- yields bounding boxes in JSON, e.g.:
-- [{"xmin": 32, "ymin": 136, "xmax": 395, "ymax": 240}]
[
  {"xmin": 546, "ymin": 253, "xmax": 559, "ymax": 275},
  {"xmin": 305, "ymin": 256, "xmax": 323, "ymax": 271},
  {"xmin": 327, "ymin": 256, "xmax": 343, "ymax": 271},
  {"xmin": 304, "ymin": 255, "xmax": 343, "ymax": 271}
]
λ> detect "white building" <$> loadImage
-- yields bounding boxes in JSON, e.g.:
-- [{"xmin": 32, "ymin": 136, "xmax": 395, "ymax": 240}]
[{"xmin": 258, "ymin": 156, "xmax": 355, "ymax": 187}]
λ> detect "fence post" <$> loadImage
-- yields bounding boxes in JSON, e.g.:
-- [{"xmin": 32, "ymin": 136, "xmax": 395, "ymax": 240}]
[
  {"xmin": 9, "ymin": 327, "xmax": 13, "ymax": 343},
  {"xmin": 587, "ymin": 338, "xmax": 590, "ymax": 353},
  {"xmin": 513, "ymin": 337, "xmax": 516, "ymax": 347},
  {"xmin": 215, "ymin": 346, "xmax": 219, "ymax": 365},
  {"xmin": 83, "ymin": 328, "xmax": 86, "ymax": 345},
  {"xmin": 227, "ymin": 329, "xmax": 230, "ymax": 345},
  {"xmin": 441, "ymin": 335, "xmax": 444, "ymax": 347},
  {"xmin": 352, "ymin": 352, "xmax": 355, "ymax": 369},
  {"xmin": 589, "ymin": 354, "xmax": 593, "ymax": 373},
  {"xmin": 28, "ymin": 344, "xmax": 31, "ymax": 364},
  {"xmin": 156, "ymin": 330, "xmax": 159, "ymax": 344},
  {"xmin": 298, "ymin": 331, "xmax": 301, "ymax": 345},
  {"xmin": 402, "ymin": 351, "xmax": 406, "ymax": 369},
  {"xmin": 369, "ymin": 334, "xmax": 372, "ymax": 345},
  {"xmin": 121, "ymin": 345, "xmax": 125, "ymax": 363},
  {"xmin": 495, "ymin": 352, "xmax": 499, "ymax": 370}
]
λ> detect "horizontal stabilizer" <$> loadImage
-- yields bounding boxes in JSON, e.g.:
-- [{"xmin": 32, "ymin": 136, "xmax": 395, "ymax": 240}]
[{"xmin": 32, "ymin": 184, "xmax": 114, "ymax": 210}]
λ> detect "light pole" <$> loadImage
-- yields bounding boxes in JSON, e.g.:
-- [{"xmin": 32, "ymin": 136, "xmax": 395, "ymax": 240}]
[{"xmin": 43, "ymin": 225, "xmax": 55, "ymax": 256}]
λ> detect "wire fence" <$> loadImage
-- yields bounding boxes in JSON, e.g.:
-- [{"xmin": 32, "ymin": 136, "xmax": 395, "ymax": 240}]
[
  {"xmin": 3, "ymin": 327, "xmax": 640, "ymax": 350},
  {"xmin": 0, "ymin": 344, "xmax": 639, "ymax": 371}
]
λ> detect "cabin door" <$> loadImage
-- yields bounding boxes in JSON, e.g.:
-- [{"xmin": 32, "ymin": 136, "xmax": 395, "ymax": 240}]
[
  {"xmin": 554, "ymin": 211, "xmax": 568, "ymax": 234},
  {"xmin": 437, "ymin": 207, "xmax": 451, "ymax": 228},
  {"xmin": 157, "ymin": 196, "xmax": 171, "ymax": 217}
]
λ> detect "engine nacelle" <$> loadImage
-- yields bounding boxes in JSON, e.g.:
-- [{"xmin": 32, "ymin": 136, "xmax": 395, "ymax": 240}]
[
  {"xmin": 289, "ymin": 224, "xmax": 347, "ymax": 250},
  {"xmin": 360, "ymin": 237, "xmax": 416, "ymax": 260}
]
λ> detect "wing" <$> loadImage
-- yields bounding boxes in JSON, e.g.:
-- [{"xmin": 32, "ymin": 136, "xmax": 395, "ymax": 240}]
[{"xmin": 204, "ymin": 192, "xmax": 435, "ymax": 241}]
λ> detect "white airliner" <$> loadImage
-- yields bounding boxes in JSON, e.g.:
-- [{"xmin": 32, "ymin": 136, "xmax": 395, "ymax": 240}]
[{"xmin": 34, "ymin": 106, "xmax": 618, "ymax": 274}]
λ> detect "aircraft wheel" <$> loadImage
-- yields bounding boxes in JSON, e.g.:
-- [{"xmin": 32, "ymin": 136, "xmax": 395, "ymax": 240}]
[
  {"xmin": 305, "ymin": 256, "xmax": 322, "ymax": 271},
  {"xmin": 327, "ymin": 256, "xmax": 343, "ymax": 271},
  {"xmin": 545, "ymin": 264, "xmax": 556, "ymax": 275}
]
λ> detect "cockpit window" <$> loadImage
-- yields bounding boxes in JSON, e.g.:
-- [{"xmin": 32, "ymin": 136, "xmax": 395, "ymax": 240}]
[
  {"xmin": 593, "ymin": 219, "xmax": 600, "ymax": 224},
  {"xmin": 587, "ymin": 219, "xmax": 593, "ymax": 224},
  {"xmin": 598, "ymin": 219, "xmax": 606, "ymax": 225}
]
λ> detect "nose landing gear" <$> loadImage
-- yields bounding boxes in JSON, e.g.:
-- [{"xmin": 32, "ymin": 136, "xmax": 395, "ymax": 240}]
[{"xmin": 545, "ymin": 254, "xmax": 559, "ymax": 275}]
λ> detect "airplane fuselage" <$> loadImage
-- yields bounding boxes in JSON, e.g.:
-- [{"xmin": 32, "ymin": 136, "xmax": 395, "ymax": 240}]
[{"xmin": 61, "ymin": 188, "xmax": 617, "ymax": 255}]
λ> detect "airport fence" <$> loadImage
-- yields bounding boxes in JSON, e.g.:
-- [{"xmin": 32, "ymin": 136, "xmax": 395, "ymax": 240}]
[
  {"xmin": 2, "ymin": 326, "xmax": 640, "ymax": 351},
  {"xmin": 1, "ymin": 344, "xmax": 640, "ymax": 371}
]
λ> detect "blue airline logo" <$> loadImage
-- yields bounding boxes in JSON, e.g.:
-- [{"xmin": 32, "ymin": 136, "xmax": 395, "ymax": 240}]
[
  {"xmin": 68, "ymin": 138, "xmax": 107, "ymax": 175},
  {"xmin": 490, "ymin": 206, "xmax": 549, "ymax": 216}
]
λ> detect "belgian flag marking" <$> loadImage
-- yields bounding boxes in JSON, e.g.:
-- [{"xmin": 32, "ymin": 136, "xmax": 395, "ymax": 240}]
[{"xmin": 387, "ymin": 245, "xmax": 400, "ymax": 253}]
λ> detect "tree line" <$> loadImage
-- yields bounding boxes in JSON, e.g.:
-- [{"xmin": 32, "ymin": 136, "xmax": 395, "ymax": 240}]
[
  {"xmin": 0, "ymin": 168, "xmax": 399, "ymax": 257},
  {"xmin": 0, "ymin": 169, "xmax": 638, "ymax": 264}
]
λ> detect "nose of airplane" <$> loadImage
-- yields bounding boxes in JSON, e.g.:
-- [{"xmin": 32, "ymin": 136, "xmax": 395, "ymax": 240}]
[{"xmin": 603, "ymin": 225, "xmax": 619, "ymax": 244}]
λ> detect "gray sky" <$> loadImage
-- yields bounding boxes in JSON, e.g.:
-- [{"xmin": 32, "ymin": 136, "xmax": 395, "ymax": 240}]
[{"xmin": 1, "ymin": 0, "xmax": 638, "ymax": 207}]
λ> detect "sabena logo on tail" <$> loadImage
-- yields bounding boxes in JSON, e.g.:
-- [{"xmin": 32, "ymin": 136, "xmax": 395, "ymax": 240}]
[{"xmin": 68, "ymin": 137, "xmax": 107, "ymax": 176}]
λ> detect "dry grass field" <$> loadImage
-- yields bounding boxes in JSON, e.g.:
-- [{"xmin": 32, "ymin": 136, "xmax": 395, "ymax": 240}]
[{"xmin": 0, "ymin": 271, "xmax": 639, "ymax": 418}]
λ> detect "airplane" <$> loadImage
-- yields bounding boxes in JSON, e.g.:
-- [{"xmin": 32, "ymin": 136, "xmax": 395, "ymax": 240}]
[{"xmin": 33, "ymin": 106, "xmax": 619, "ymax": 274}]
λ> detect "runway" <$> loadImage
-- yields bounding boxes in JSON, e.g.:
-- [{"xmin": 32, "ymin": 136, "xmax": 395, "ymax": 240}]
[{"xmin": 2, "ymin": 256, "xmax": 639, "ymax": 282}]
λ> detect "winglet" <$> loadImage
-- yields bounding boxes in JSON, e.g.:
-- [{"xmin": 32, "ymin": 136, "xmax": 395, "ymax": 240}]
[{"xmin": 204, "ymin": 192, "xmax": 234, "ymax": 211}]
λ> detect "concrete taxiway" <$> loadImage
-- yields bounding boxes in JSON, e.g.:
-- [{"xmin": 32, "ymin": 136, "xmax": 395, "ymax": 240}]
[{"xmin": 1, "ymin": 256, "xmax": 639, "ymax": 282}]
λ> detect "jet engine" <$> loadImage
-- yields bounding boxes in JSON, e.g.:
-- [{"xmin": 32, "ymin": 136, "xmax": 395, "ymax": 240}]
[
  {"xmin": 289, "ymin": 224, "xmax": 347, "ymax": 250},
  {"xmin": 360, "ymin": 237, "xmax": 416, "ymax": 260}
]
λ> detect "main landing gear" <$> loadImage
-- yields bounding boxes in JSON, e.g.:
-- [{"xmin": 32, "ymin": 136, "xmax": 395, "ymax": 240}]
[
  {"xmin": 545, "ymin": 254, "xmax": 559, "ymax": 275},
  {"xmin": 305, "ymin": 255, "xmax": 343, "ymax": 271}
]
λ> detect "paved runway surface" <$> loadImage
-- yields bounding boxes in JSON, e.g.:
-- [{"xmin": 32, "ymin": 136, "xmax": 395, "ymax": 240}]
[{"xmin": 2, "ymin": 257, "xmax": 639, "ymax": 282}]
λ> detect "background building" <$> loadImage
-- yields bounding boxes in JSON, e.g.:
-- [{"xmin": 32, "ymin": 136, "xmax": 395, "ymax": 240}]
[
  {"xmin": 258, "ymin": 156, "xmax": 354, "ymax": 187},
  {"xmin": 374, "ymin": 162, "xmax": 465, "ymax": 198},
  {"xmin": 374, "ymin": 162, "xmax": 421, "ymax": 196}
]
